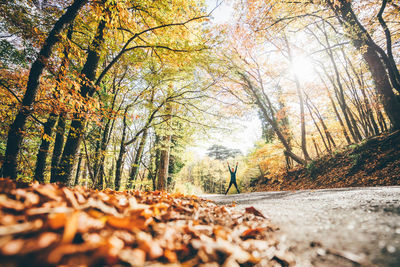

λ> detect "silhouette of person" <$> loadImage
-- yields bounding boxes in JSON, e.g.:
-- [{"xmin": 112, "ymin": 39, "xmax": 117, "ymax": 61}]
[{"xmin": 225, "ymin": 161, "xmax": 240, "ymax": 195}]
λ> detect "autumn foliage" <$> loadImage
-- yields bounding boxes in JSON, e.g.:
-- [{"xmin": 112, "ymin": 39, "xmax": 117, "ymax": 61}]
[
  {"xmin": 252, "ymin": 131, "xmax": 400, "ymax": 192},
  {"xmin": 0, "ymin": 178, "xmax": 293, "ymax": 266}
]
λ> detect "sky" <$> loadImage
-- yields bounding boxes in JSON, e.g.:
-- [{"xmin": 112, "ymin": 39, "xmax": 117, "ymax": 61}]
[
  {"xmin": 188, "ymin": 0, "xmax": 319, "ymax": 159},
  {"xmin": 187, "ymin": 112, "xmax": 262, "ymax": 158},
  {"xmin": 184, "ymin": 1, "xmax": 263, "ymax": 158},
  {"xmin": 206, "ymin": 0, "xmax": 234, "ymax": 24}
]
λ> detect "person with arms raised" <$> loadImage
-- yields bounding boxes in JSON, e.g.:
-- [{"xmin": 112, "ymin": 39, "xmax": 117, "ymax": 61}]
[{"xmin": 225, "ymin": 161, "xmax": 240, "ymax": 195}]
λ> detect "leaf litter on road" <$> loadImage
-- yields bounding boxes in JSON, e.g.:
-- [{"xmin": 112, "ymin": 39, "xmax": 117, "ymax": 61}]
[{"xmin": 0, "ymin": 178, "xmax": 294, "ymax": 266}]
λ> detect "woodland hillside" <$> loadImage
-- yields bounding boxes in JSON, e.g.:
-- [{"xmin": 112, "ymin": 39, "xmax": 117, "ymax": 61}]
[{"xmin": 252, "ymin": 130, "xmax": 400, "ymax": 192}]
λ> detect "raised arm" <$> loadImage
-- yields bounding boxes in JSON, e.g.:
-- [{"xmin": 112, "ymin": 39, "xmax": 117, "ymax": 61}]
[
  {"xmin": 227, "ymin": 161, "xmax": 231, "ymax": 171},
  {"xmin": 235, "ymin": 162, "xmax": 238, "ymax": 173}
]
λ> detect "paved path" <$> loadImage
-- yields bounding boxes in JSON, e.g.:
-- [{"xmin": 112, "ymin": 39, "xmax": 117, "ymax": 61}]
[{"xmin": 203, "ymin": 187, "xmax": 400, "ymax": 266}]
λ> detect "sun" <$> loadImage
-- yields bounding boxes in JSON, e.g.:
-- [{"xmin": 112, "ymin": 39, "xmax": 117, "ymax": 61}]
[{"xmin": 290, "ymin": 56, "xmax": 316, "ymax": 83}]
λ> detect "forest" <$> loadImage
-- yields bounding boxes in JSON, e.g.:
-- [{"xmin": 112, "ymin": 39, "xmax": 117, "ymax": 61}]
[{"xmin": 0, "ymin": 0, "xmax": 399, "ymax": 194}]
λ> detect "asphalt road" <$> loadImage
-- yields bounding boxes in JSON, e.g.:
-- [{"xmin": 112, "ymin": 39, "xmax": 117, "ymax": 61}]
[{"xmin": 203, "ymin": 186, "xmax": 400, "ymax": 266}]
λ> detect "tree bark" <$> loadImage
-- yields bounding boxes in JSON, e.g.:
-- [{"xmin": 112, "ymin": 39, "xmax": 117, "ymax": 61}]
[
  {"xmin": 317, "ymin": 70, "xmax": 352, "ymax": 145},
  {"xmin": 377, "ymin": 0, "xmax": 400, "ymax": 94},
  {"xmin": 54, "ymin": 18, "xmax": 107, "ymax": 184},
  {"xmin": 34, "ymin": 24, "xmax": 73, "ymax": 183},
  {"xmin": 128, "ymin": 129, "xmax": 148, "ymax": 189},
  {"xmin": 238, "ymin": 72, "xmax": 306, "ymax": 165},
  {"xmin": 34, "ymin": 114, "xmax": 57, "ymax": 183},
  {"xmin": 157, "ymin": 104, "xmax": 172, "ymax": 191},
  {"xmin": 284, "ymin": 35, "xmax": 311, "ymax": 161},
  {"xmin": 305, "ymin": 97, "xmax": 331, "ymax": 153},
  {"xmin": 114, "ymin": 110, "xmax": 129, "ymax": 191},
  {"xmin": 74, "ymin": 152, "xmax": 83, "ymax": 186},
  {"xmin": 2, "ymin": 0, "xmax": 87, "ymax": 179},
  {"xmin": 50, "ymin": 113, "xmax": 66, "ymax": 182},
  {"xmin": 326, "ymin": 0, "xmax": 400, "ymax": 129}
]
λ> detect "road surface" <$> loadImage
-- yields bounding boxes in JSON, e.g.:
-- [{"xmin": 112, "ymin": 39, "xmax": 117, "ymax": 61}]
[{"xmin": 203, "ymin": 186, "xmax": 400, "ymax": 266}]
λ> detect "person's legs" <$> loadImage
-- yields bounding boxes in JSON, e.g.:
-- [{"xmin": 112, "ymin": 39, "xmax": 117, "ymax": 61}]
[
  {"xmin": 225, "ymin": 181, "xmax": 233, "ymax": 195},
  {"xmin": 233, "ymin": 181, "xmax": 240, "ymax": 194}
]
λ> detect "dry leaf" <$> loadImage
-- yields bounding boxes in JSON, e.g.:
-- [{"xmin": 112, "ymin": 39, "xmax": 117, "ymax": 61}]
[{"xmin": 245, "ymin": 207, "xmax": 266, "ymax": 219}]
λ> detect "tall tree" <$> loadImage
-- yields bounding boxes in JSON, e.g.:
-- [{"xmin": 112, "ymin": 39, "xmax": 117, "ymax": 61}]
[
  {"xmin": 54, "ymin": 5, "xmax": 108, "ymax": 183},
  {"xmin": 156, "ymin": 103, "xmax": 172, "ymax": 191},
  {"xmin": 325, "ymin": 0, "xmax": 400, "ymax": 129},
  {"xmin": 2, "ymin": 0, "xmax": 87, "ymax": 179}
]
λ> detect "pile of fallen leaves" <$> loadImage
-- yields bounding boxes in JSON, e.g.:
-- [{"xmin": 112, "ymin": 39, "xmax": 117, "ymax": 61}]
[{"xmin": 0, "ymin": 179, "xmax": 292, "ymax": 266}]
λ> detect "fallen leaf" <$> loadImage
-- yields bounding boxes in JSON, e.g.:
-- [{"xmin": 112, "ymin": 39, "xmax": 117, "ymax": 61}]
[{"xmin": 245, "ymin": 207, "xmax": 266, "ymax": 219}]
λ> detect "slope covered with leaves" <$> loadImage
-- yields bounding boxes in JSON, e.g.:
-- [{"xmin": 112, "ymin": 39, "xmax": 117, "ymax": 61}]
[
  {"xmin": 0, "ymin": 179, "xmax": 293, "ymax": 266},
  {"xmin": 252, "ymin": 131, "xmax": 400, "ymax": 191}
]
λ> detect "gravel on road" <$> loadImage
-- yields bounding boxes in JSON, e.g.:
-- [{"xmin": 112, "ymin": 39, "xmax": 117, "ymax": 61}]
[{"xmin": 203, "ymin": 186, "xmax": 400, "ymax": 266}]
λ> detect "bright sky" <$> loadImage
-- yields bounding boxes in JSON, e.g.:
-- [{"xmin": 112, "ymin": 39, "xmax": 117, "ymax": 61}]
[
  {"xmin": 188, "ymin": 113, "xmax": 262, "ymax": 158},
  {"xmin": 206, "ymin": 0, "xmax": 234, "ymax": 24},
  {"xmin": 184, "ymin": 1, "xmax": 262, "ymax": 159}
]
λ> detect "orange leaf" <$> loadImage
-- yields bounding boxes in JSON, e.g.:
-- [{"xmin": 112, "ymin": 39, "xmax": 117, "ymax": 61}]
[
  {"xmin": 245, "ymin": 207, "xmax": 266, "ymax": 218},
  {"xmin": 48, "ymin": 213, "xmax": 67, "ymax": 230}
]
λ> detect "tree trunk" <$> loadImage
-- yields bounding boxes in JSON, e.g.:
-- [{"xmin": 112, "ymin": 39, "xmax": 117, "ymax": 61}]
[
  {"xmin": 321, "ymin": 74, "xmax": 352, "ymax": 145},
  {"xmin": 320, "ymin": 28, "xmax": 361, "ymax": 142},
  {"xmin": 2, "ymin": 0, "xmax": 87, "ymax": 179},
  {"xmin": 114, "ymin": 109, "xmax": 129, "ymax": 191},
  {"xmin": 74, "ymin": 152, "xmax": 83, "ymax": 186},
  {"xmin": 238, "ymin": 72, "xmax": 306, "ymax": 165},
  {"xmin": 34, "ymin": 24, "xmax": 73, "ymax": 183},
  {"xmin": 82, "ymin": 159, "xmax": 87, "ymax": 187},
  {"xmin": 54, "ymin": 18, "xmax": 107, "ymax": 184},
  {"xmin": 326, "ymin": 0, "xmax": 400, "ymax": 129},
  {"xmin": 377, "ymin": 0, "xmax": 400, "ymax": 94},
  {"xmin": 312, "ymin": 137, "xmax": 321, "ymax": 158},
  {"xmin": 148, "ymin": 134, "xmax": 159, "ymax": 191},
  {"xmin": 50, "ymin": 113, "xmax": 66, "ymax": 182},
  {"xmin": 128, "ymin": 129, "xmax": 148, "ymax": 189},
  {"xmin": 92, "ymin": 76, "xmax": 120, "ymax": 188},
  {"xmin": 157, "ymin": 104, "xmax": 172, "ymax": 191},
  {"xmin": 306, "ymin": 98, "xmax": 330, "ymax": 153},
  {"xmin": 341, "ymin": 46, "xmax": 380, "ymax": 136},
  {"xmin": 34, "ymin": 114, "xmax": 58, "ymax": 183},
  {"xmin": 284, "ymin": 35, "xmax": 311, "ymax": 161}
]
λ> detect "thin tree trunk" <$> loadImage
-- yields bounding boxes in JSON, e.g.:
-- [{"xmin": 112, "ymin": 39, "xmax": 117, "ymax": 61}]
[
  {"xmin": 377, "ymin": 0, "xmax": 400, "ymax": 94},
  {"xmin": 312, "ymin": 137, "xmax": 321, "ymax": 158},
  {"xmin": 340, "ymin": 46, "xmax": 380, "ymax": 136},
  {"xmin": 376, "ymin": 106, "xmax": 388, "ymax": 132},
  {"xmin": 323, "ymin": 66, "xmax": 359, "ymax": 142},
  {"xmin": 361, "ymin": 86, "xmax": 380, "ymax": 135},
  {"xmin": 284, "ymin": 35, "xmax": 311, "ymax": 161},
  {"xmin": 320, "ymin": 27, "xmax": 361, "ymax": 142},
  {"xmin": 74, "ymin": 152, "xmax": 83, "ymax": 186},
  {"xmin": 114, "ymin": 108, "xmax": 129, "ymax": 191},
  {"xmin": 312, "ymin": 101, "xmax": 336, "ymax": 149},
  {"xmin": 305, "ymin": 98, "xmax": 331, "ymax": 153},
  {"xmin": 82, "ymin": 159, "xmax": 87, "ymax": 187},
  {"xmin": 128, "ymin": 129, "xmax": 148, "ymax": 189},
  {"xmin": 50, "ymin": 113, "xmax": 66, "ymax": 182},
  {"xmin": 316, "ymin": 70, "xmax": 352, "ymax": 145},
  {"xmin": 157, "ymin": 104, "xmax": 172, "ymax": 191}
]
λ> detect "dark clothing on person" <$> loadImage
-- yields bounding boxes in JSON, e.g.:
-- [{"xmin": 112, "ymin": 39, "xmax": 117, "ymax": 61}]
[
  {"xmin": 225, "ymin": 164, "xmax": 240, "ymax": 194},
  {"xmin": 225, "ymin": 180, "xmax": 240, "ymax": 195}
]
